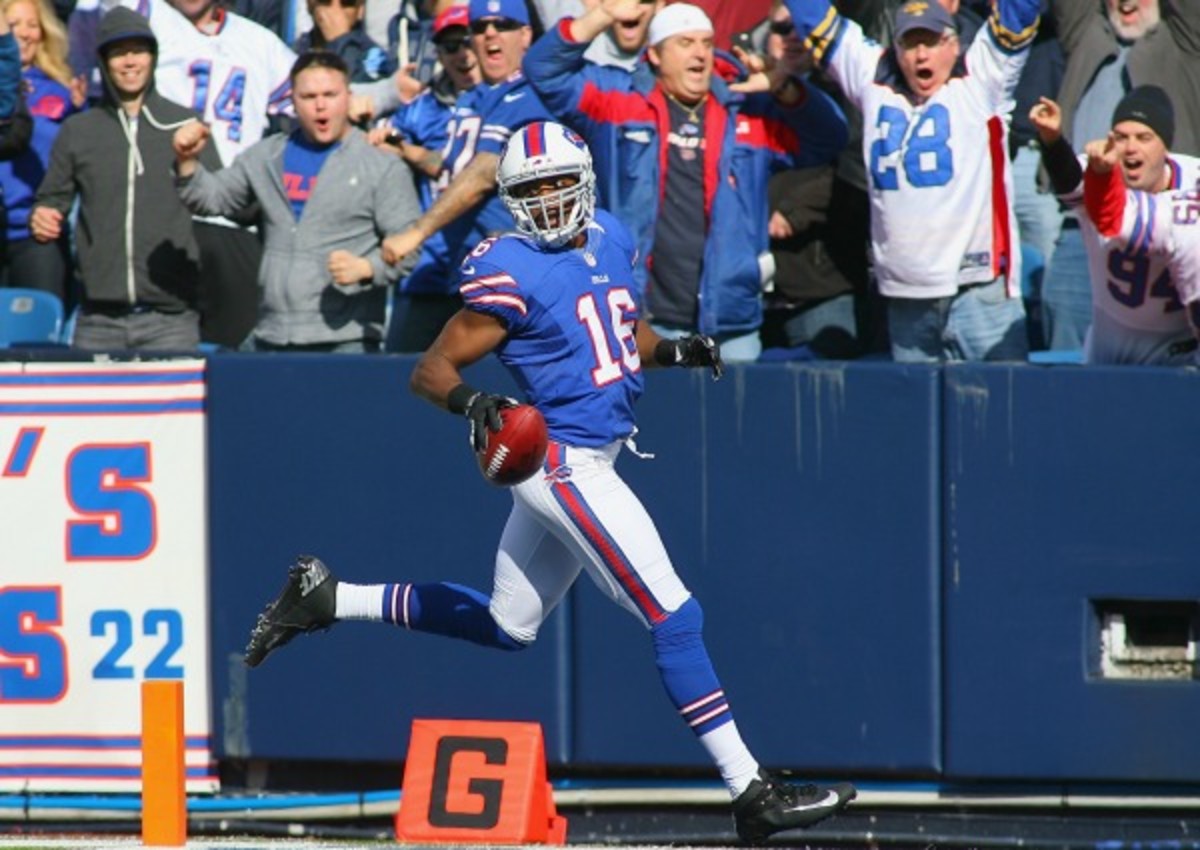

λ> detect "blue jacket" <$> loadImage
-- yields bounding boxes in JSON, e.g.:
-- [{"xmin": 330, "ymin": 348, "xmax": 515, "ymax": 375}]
[
  {"xmin": 524, "ymin": 20, "xmax": 848, "ymax": 336},
  {"xmin": 0, "ymin": 32, "xmax": 19, "ymax": 119},
  {"xmin": 0, "ymin": 66, "xmax": 78, "ymax": 240}
]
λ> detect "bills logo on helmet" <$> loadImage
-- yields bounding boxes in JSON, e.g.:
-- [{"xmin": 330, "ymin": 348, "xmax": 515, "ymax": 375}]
[{"xmin": 563, "ymin": 127, "xmax": 587, "ymax": 150}]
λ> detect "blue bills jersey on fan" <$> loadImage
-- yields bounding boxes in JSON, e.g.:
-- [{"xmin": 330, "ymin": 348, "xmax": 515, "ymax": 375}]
[
  {"xmin": 439, "ymin": 72, "xmax": 552, "ymax": 264},
  {"xmin": 457, "ymin": 209, "xmax": 644, "ymax": 447}
]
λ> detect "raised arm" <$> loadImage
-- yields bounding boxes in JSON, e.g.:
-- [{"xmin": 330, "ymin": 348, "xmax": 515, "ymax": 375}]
[
  {"xmin": 1029, "ymin": 96, "xmax": 1083, "ymax": 196},
  {"xmin": 380, "ymin": 150, "xmax": 499, "ymax": 267},
  {"xmin": 522, "ymin": 9, "xmax": 636, "ymax": 139},
  {"xmin": 1082, "ymin": 134, "xmax": 1128, "ymax": 239},
  {"xmin": 174, "ymin": 130, "xmax": 257, "ymax": 219}
]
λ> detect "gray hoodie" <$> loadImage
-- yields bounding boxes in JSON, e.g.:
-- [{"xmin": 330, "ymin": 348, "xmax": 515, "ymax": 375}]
[
  {"xmin": 178, "ymin": 126, "xmax": 419, "ymax": 346},
  {"xmin": 35, "ymin": 6, "xmax": 219, "ymax": 310}
]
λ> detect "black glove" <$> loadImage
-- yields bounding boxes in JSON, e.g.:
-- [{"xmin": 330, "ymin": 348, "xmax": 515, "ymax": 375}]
[
  {"xmin": 450, "ymin": 387, "xmax": 517, "ymax": 452},
  {"xmin": 655, "ymin": 334, "xmax": 724, "ymax": 380}
]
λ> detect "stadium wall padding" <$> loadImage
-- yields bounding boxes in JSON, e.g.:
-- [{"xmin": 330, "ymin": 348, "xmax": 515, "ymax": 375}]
[
  {"xmin": 205, "ymin": 356, "xmax": 1200, "ymax": 782},
  {"xmin": 941, "ymin": 366, "xmax": 1200, "ymax": 783}
]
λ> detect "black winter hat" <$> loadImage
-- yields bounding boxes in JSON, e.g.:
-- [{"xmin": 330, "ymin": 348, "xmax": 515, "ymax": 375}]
[{"xmin": 1111, "ymin": 85, "xmax": 1175, "ymax": 148}]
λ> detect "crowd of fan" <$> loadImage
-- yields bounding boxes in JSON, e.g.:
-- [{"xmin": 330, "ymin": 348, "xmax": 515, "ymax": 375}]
[{"xmin": 0, "ymin": 0, "xmax": 1196, "ymax": 363}]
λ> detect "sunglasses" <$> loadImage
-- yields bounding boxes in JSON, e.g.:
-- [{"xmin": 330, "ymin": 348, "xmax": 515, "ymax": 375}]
[
  {"xmin": 468, "ymin": 17, "xmax": 523, "ymax": 35},
  {"xmin": 314, "ymin": 0, "xmax": 362, "ymax": 7},
  {"xmin": 768, "ymin": 19, "xmax": 795, "ymax": 36},
  {"xmin": 436, "ymin": 36, "xmax": 470, "ymax": 53}
]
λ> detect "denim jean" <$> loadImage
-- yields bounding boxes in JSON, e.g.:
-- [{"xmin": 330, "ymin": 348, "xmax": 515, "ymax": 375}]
[
  {"xmin": 1011, "ymin": 145, "xmax": 1064, "ymax": 267},
  {"xmin": 888, "ymin": 276, "xmax": 1028, "ymax": 362},
  {"xmin": 1012, "ymin": 145, "xmax": 1064, "ymax": 351},
  {"xmin": 650, "ymin": 321, "xmax": 762, "ymax": 362},
  {"xmin": 1041, "ymin": 222, "xmax": 1092, "ymax": 352},
  {"xmin": 760, "ymin": 293, "xmax": 859, "ymax": 359}
]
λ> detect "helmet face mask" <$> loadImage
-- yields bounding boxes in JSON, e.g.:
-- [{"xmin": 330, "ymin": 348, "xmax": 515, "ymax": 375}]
[{"xmin": 498, "ymin": 122, "xmax": 596, "ymax": 248}]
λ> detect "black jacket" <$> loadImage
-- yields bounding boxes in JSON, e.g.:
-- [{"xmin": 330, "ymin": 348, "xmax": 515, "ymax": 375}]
[{"xmin": 0, "ymin": 98, "xmax": 31, "ymax": 161}]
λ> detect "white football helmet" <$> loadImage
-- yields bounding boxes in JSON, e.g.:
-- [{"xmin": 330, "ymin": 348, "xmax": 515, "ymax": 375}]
[{"xmin": 497, "ymin": 121, "xmax": 596, "ymax": 249}]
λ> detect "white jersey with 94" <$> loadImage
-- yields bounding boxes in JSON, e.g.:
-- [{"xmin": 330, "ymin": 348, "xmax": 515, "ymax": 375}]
[
  {"xmin": 117, "ymin": 0, "xmax": 296, "ymax": 167},
  {"xmin": 812, "ymin": 9, "xmax": 1034, "ymax": 298},
  {"xmin": 1082, "ymin": 158, "xmax": 1200, "ymax": 363}
]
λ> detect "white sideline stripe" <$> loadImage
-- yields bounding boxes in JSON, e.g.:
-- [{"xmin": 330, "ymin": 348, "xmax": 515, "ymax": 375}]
[
  {"xmin": 3, "ymin": 788, "xmax": 1200, "ymax": 823},
  {"xmin": 551, "ymin": 788, "xmax": 1200, "ymax": 810}
]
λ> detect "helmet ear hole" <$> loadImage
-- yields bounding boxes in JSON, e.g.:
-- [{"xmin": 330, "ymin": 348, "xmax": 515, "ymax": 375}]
[{"xmin": 497, "ymin": 121, "xmax": 596, "ymax": 248}]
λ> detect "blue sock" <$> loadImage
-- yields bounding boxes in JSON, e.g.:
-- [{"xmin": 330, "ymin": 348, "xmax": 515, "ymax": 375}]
[
  {"xmin": 651, "ymin": 598, "xmax": 733, "ymax": 736},
  {"xmin": 381, "ymin": 581, "xmax": 525, "ymax": 651}
]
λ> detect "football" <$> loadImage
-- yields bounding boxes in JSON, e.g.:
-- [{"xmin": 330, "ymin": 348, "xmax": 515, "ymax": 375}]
[{"xmin": 477, "ymin": 404, "xmax": 549, "ymax": 486}]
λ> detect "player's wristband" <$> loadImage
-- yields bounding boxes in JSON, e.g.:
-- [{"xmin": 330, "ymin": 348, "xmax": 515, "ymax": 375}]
[
  {"xmin": 653, "ymin": 339, "xmax": 681, "ymax": 367},
  {"xmin": 446, "ymin": 383, "xmax": 482, "ymax": 415}
]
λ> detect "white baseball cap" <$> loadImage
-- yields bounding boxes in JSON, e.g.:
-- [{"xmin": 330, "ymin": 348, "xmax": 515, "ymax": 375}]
[{"xmin": 647, "ymin": 3, "xmax": 714, "ymax": 47}]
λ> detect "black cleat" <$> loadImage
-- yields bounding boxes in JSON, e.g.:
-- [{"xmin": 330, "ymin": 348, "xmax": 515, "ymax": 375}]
[
  {"xmin": 732, "ymin": 769, "xmax": 856, "ymax": 844},
  {"xmin": 244, "ymin": 555, "xmax": 337, "ymax": 668}
]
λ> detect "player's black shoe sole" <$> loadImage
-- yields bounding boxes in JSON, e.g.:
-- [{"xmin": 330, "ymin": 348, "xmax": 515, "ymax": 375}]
[
  {"xmin": 244, "ymin": 555, "xmax": 337, "ymax": 668},
  {"xmin": 732, "ymin": 769, "xmax": 856, "ymax": 844}
]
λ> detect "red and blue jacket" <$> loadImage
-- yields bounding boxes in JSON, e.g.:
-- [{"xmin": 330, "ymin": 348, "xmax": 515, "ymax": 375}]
[{"xmin": 524, "ymin": 19, "xmax": 848, "ymax": 336}]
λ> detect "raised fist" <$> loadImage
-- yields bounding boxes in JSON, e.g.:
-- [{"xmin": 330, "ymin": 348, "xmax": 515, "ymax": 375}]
[{"xmin": 173, "ymin": 120, "xmax": 210, "ymax": 160}]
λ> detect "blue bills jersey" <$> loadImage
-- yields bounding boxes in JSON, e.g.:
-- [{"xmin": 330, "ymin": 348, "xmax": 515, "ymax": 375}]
[
  {"xmin": 388, "ymin": 90, "xmax": 455, "ymax": 294},
  {"xmin": 440, "ymin": 72, "xmax": 552, "ymax": 265},
  {"xmin": 457, "ymin": 209, "xmax": 644, "ymax": 447}
]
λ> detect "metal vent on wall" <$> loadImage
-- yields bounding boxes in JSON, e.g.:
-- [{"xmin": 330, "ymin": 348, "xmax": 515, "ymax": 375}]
[{"xmin": 1094, "ymin": 600, "xmax": 1199, "ymax": 681}]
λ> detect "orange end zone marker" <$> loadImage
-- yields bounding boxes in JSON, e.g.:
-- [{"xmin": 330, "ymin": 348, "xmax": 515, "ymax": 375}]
[
  {"xmin": 141, "ymin": 679, "xmax": 187, "ymax": 847},
  {"xmin": 396, "ymin": 719, "xmax": 567, "ymax": 845}
]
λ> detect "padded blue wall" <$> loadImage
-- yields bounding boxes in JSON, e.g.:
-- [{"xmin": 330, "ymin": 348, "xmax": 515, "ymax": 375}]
[
  {"xmin": 207, "ymin": 355, "xmax": 566, "ymax": 763},
  {"xmin": 572, "ymin": 364, "xmax": 942, "ymax": 774},
  {"xmin": 205, "ymin": 357, "xmax": 1200, "ymax": 783},
  {"xmin": 941, "ymin": 365, "xmax": 1200, "ymax": 782}
]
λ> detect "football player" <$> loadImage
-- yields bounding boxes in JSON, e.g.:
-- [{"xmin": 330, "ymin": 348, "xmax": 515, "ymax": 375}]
[{"xmin": 244, "ymin": 121, "xmax": 857, "ymax": 843}]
